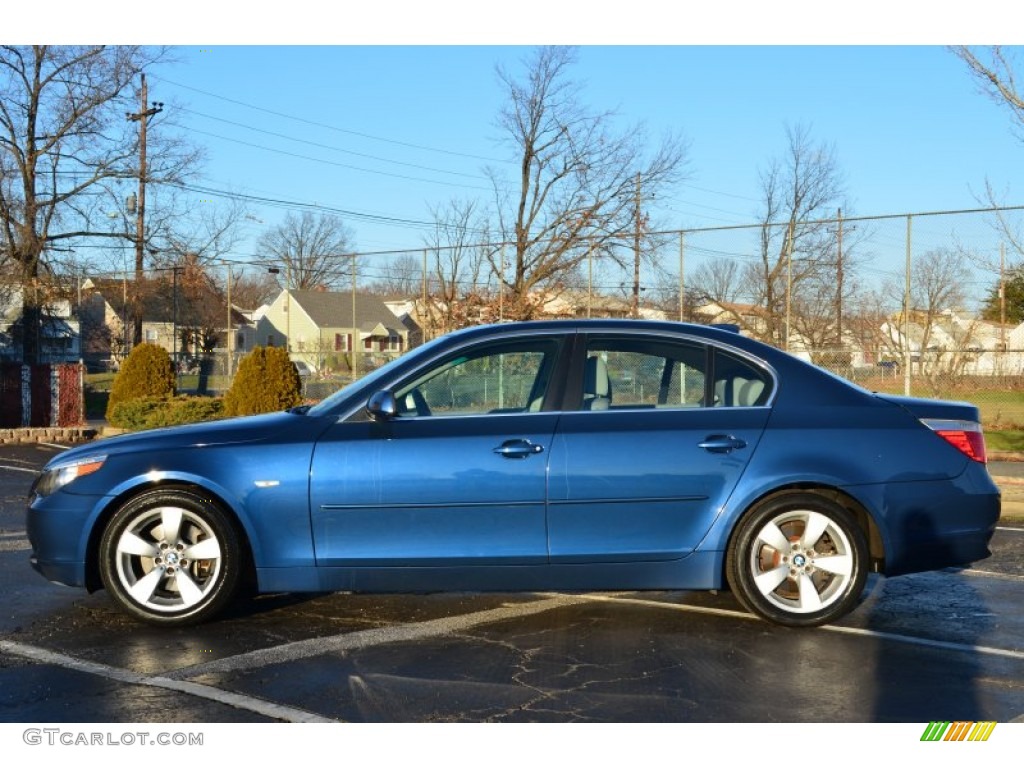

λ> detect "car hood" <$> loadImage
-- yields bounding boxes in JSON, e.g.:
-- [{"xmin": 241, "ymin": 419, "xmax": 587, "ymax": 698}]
[{"xmin": 51, "ymin": 410, "xmax": 311, "ymax": 467}]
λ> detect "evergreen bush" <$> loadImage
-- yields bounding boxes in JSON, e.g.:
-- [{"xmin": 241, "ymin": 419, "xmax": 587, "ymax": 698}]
[
  {"xmin": 105, "ymin": 343, "xmax": 175, "ymax": 425},
  {"xmin": 109, "ymin": 396, "xmax": 224, "ymax": 431},
  {"xmin": 222, "ymin": 346, "xmax": 303, "ymax": 417}
]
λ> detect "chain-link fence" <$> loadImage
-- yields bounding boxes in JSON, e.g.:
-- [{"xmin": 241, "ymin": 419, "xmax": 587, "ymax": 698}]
[
  {"xmin": 349, "ymin": 206, "xmax": 1024, "ymax": 426},
  {"xmin": 9, "ymin": 205, "xmax": 1024, "ymax": 428}
]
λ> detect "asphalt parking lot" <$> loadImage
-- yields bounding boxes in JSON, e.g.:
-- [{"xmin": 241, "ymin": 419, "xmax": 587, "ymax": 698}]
[{"xmin": 2, "ymin": 441, "xmax": 1024, "ymax": 723}]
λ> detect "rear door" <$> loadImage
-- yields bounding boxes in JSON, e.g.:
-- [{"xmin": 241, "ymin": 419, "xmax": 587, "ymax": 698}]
[{"xmin": 546, "ymin": 333, "xmax": 773, "ymax": 563}]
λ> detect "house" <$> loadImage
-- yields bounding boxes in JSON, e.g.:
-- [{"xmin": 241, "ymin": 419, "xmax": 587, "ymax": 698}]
[
  {"xmin": 540, "ymin": 290, "xmax": 636, "ymax": 319},
  {"xmin": 79, "ymin": 277, "xmax": 253, "ymax": 369},
  {"xmin": 693, "ymin": 300, "xmax": 772, "ymax": 336},
  {"xmin": 0, "ymin": 289, "xmax": 82, "ymax": 364},
  {"xmin": 881, "ymin": 309, "xmax": 1024, "ymax": 377},
  {"xmin": 256, "ymin": 289, "xmax": 411, "ymax": 373}
]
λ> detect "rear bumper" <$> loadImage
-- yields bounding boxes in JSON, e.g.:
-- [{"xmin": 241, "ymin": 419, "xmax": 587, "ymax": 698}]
[{"xmin": 855, "ymin": 465, "xmax": 1000, "ymax": 576}]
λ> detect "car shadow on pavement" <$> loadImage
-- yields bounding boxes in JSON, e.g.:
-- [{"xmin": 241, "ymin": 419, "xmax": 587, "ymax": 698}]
[{"xmin": 863, "ymin": 513, "xmax": 991, "ymax": 722}]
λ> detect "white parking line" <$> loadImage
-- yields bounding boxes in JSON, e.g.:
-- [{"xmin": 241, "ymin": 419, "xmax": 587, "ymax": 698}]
[
  {"xmin": 165, "ymin": 594, "xmax": 587, "ymax": 680},
  {"xmin": 0, "ymin": 464, "xmax": 37, "ymax": 474},
  {"xmin": 2, "ymin": 587, "xmax": 1022, "ymax": 723},
  {"xmin": 0, "ymin": 640, "xmax": 335, "ymax": 723},
  {"xmin": 571, "ymin": 593, "xmax": 1024, "ymax": 661},
  {"xmin": 0, "ymin": 539, "xmax": 30, "ymax": 552},
  {"xmin": 0, "ymin": 595, "xmax": 587, "ymax": 723}
]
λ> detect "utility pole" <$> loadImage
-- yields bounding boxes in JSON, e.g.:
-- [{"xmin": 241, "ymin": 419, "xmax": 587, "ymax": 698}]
[
  {"xmin": 421, "ymin": 249, "xmax": 428, "ymax": 341},
  {"xmin": 784, "ymin": 219, "xmax": 795, "ymax": 352},
  {"xmin": 1000, "ymin": 242, "xmax": 1007, "ymax": 373},
  {"xmin": 678, "ymin": 231, "xmax": 685, "ymax": 322},
  {"xmin": 351, "ymin": 255, "xmax": 358, "ymax": 380},
  {"xmin": 226, "ymin": 264, "xmax": 233, "ymax": 377},
  {"xmin": 836, "ymin": 208, "xmax": 844, "ymax": 348},
  {"xmin": 126, "ymin": 73, "xmax": 163, "ymax": 346},
  {"xmin": 632, "ymin": 172, "xmax": 642, "ymax": 318}
]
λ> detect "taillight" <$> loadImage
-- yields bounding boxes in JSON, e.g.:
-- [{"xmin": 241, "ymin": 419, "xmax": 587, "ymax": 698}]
[{"xmin": 921, "ymin": 419, "xmax": 987, "ymax": 463}]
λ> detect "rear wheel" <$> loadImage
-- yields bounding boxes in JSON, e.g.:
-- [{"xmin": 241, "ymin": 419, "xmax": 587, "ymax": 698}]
[
  {"xmin": 726, "ymin": 492, "xmax": 868, "ymax": 627},
  {"xmin": 99, "ymin": 488, "xmax": 241, "ymax": 626}
]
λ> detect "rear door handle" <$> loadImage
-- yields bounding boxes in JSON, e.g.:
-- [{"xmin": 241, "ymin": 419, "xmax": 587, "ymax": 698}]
[
  {"xmin": 493, "ymin": 439, "xmax": 544, "ymax": 459},
  {"xmin": 698, "ymin": 434, "xmax": 747, "ymax": 454}
]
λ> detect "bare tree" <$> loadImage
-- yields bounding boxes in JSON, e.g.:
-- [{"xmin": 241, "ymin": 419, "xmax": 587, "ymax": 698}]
[
  {"xmin": 486, "ymin": 46, "xmax": 687, "ymax": 319},
  {"xmin": 367, "ymin": 254, "xmax": 422, "ymax": 297},
  {"xmin": 422, "ymin": 198, "xmax": 489, "ymax": 335},
  {"xmin": 953, "ymin": 47, "xmax": 1024, "ymax": 138},
  {"xmin": 155, "ymin": 196, "xmax": 247, "ymax": 271},
  {"xmin": 953, "ymin": 48, "xmax": 1024, "ymax": 270},
  {"xmin": 258, "ymin": 211, "xmax": 356, "ymax": 290},
  {"xmin": 882, "ymin": 248, "xmax": 979, "ymax": 394},
  {"xmin": 0, "ymin": 45, "xmax": 189, "ymax": 363},
  {"xmin": 691, "ymin": 258, "xmax": 744, "ymax": 307},
  {"xmin": 227, "ymin": 269, "xmax": 279, "ymax": 310},
  {"xmin": 745, "ymin": 124, "xmax": 847, "ymax": 347}
]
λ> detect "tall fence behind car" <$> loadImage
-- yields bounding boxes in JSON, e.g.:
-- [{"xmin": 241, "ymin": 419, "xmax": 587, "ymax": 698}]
[
  {"xmin": 340, "ymin": 205, "xmax": 1024, "ymax": 425},
  {"xmin": 16, "ymin": 204, "xmax": 1024, "ymax": 429}
]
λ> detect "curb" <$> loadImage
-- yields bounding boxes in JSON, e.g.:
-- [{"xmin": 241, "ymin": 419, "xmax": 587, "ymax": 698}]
[{"xmin": 0, "ymin": 427, "xmax": 98, "ymax": 445}]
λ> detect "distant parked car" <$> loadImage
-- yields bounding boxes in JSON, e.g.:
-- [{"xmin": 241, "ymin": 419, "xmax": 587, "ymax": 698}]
[
  {"xmin": 26, "ymin": 320, "xmax": 999, "ymax": 627},
  {"xmin": 291, "ymin": 360, "xmax": 314, "ymax": 378}
]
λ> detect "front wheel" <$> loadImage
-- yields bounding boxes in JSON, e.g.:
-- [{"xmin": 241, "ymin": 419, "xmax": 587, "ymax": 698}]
[
  {"xmin": 726, "ymin": 492, "xmax": 868, "ymax": 627},
  {"xmin": 99, "ymin": 488, "xmax": 241, "ymax": 626}
]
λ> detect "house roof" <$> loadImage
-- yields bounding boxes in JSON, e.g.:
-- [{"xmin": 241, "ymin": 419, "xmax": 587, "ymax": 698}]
[
  {"xmin": 85, "ymin": 277, "xmax": 250, "ymax": 328},
  {"xmin": 288, "ymin": 290, "xmax": 405, "ymax": 335}
]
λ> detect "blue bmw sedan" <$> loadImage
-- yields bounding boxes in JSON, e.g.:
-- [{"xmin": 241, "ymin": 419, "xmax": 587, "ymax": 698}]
[{"xmin": 27, "ymin": 320, "xmax": 1000, "ymax": 627}]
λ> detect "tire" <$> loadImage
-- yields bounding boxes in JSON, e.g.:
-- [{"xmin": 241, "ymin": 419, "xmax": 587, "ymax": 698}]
[
  {"xmin": 726, "ymin": 492, "xmax": 868, "ymax": 628},
  {"xmin": 99, "ymin": 488, "xmax": 241, "ymax": 626}
]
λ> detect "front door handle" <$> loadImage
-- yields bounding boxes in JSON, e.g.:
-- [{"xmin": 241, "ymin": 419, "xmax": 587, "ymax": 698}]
[
  {"xmin": 493, "ymin": 439, "xmax": 544, "ymax": 459},
  {"xmin": 698, "ymin": 434, "xmax": 747, "ymax": 454}
]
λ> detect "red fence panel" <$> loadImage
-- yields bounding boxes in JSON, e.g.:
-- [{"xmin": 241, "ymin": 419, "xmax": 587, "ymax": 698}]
[
  {"xmin": 0, "ymin": 363, "xmax": 22, "ymax": 428},
  {"xmin": 0, "ymin": 362, "xmax": 83, "ymax": 428}
]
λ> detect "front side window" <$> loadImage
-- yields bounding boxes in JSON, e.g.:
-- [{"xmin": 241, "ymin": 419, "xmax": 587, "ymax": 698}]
[{"xmin": 393, "ymin": 338, "xmax": 561, "ymax": 417}]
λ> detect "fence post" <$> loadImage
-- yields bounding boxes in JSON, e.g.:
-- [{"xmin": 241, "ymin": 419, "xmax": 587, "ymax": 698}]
[{"xmin": 904, "ymin": 215, "xmax": 913, "ymax": 397}]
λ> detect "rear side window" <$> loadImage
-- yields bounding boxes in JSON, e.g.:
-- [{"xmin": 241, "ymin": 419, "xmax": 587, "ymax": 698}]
[
  {"xmin": 712, "ymin": 350, "xmax": 772, "ymax": 407},
  {"xmin": 580, "ymin": 337, "xmax": 708, "ymax": 410}
]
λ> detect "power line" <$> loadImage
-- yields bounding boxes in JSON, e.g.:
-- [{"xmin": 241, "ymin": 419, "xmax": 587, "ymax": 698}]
[
  {"xmin": 151, "ymin": 75, "xmax": 512, "ymax": 165},
  {"xmin": 180, "ymin": 107, "xmax": 494, "ymax": 182},
  {"xmin": 186, "ymin": 128, "xmax": 495, "ymax": 192}
]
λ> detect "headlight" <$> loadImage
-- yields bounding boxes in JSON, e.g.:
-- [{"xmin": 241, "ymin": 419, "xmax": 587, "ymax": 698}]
[{"xmin": 32, "ymin": 455, "xmax": 107, "ymax": 497}]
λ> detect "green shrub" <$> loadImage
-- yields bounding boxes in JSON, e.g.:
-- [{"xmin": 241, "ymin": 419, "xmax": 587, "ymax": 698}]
[
  {"xmin": 109, "ymin": 396, "xmax": 224, "ymax": 431},
  {"xmin": 222, "ymin": 346, "xmax": 302, "ymax": 417},
  {"xmin": 106, "ymin": 344, "xmax": 175, "ymax": 424}
]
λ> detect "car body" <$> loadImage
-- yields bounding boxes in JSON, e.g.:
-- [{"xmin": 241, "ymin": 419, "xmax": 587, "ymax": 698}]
[{"xmin": 27, "ymin": 320, "xmax": 1000, "ymax": 627}]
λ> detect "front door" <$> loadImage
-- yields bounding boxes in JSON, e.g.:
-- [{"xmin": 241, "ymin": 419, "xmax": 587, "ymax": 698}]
[{"xmin": 309, "ymin": 336, "xmax": 565, "ymax": 566}]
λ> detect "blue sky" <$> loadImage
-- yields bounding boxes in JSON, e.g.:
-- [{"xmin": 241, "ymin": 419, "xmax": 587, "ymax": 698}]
[
  {"xmin": 136, "ymin": 44, "xmax": 1021, "ymax": 300},
  {"xmin": 23, "ymin": 2, "xmax": 1024, "ymax": 302},
  {"xmin": 155, "ymin": 44, "xmax": 1021, "ymax": 239}
]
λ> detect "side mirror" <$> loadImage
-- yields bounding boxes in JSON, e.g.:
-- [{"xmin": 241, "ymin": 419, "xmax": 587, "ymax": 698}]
[{"xmin": 366, "ymin": 390, "xmax": 398, "ymax": 421}]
